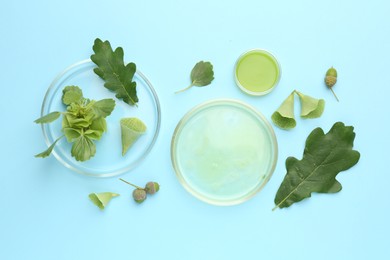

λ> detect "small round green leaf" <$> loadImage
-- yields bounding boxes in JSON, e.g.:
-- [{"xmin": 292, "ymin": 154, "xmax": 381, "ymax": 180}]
[
  {"xmin": 190, "ymin": 61, "xmax": 215, "ymax": 87},
  {"xmin": 62, "ymin": 85, "xmax": 84, "ymax": 105}
]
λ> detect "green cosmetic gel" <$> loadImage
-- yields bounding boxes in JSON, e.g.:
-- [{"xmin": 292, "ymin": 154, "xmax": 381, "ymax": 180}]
[
  {"xmin": 171, "ymin": 99, "xmax": 278, "ymax": 206},
  {"xmin": 235, "ymin": 49, "xmax": 281, "ymax": 95}
]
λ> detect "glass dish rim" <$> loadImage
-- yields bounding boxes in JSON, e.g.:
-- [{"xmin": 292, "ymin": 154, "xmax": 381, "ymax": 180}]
[
  {"xmin": 170, "ymin": 98, "xmax": 278, "ymax": 206},
  {"xmin": 234, "ymin": 49, "xmax": 282, "ymax": 96},
  {"xmin": 40, "ymin": 59, "xmax": 161, "ymax": 178}
]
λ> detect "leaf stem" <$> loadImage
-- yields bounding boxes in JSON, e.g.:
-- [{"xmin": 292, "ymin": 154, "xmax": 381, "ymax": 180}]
[
  {"xmin": 272, "ymin": 205, "xmax": 279, "ymax": 211},
  {"xmin": 119, "ymin": 178, "xmax": 143, "ymax": 189},
  {"xmin": 175, "ymin": 83, "xmax": 194, "ymax": 94}
]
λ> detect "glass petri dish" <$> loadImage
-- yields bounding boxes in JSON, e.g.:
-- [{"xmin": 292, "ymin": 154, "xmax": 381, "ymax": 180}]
[
  {"xmin": 40, "ymin": 59, "xmax": 161, "ymax": 177},
  {"xmin": 234, "ymin": 49, "xmax": 281, "ymax": 96},
  {"xmin": 171, "ymin": 99, "xmax": 278, "ymax": 206}
]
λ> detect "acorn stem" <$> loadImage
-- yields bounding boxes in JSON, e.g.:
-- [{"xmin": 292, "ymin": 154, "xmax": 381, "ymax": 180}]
[
  {"xmin": 330, "ymin": 88, "xmax": 339, "ymax": 102},
  {"xmin": 119, "ymin": 178, "xmax": 143, "ymax": 189}
]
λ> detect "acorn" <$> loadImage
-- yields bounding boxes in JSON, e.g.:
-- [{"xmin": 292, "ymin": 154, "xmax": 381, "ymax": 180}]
[
  {"xmin": 119, "ymin": 178, "xmax": 160, "ymax": 204},
  {"xmin": 145, "ymin": 182, "xmax": 160, "ymax": 194},
  {"xmin": 132, "ymin": 189, "xmax": 147, "ymax": 204},
  {"xmin": 325, "ymin": 67, "xmax": 339, "ymax": 102}
]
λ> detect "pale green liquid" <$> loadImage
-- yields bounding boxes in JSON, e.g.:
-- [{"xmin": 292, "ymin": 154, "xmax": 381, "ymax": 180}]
[
  {"xmin": 236, "ymin": 50, "xmax": 280, "ymax": 93},
  {"xmin": 174, "ymin": 102, "xmax": 275, "ymax": 203}
]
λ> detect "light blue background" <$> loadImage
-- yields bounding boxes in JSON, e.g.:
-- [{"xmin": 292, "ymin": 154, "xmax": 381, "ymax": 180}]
[{"xmin": 1, "ymin": 0, "xmax": 389, "ymax": 259}]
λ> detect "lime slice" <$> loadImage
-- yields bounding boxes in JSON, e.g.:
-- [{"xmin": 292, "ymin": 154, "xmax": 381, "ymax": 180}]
[{"xmin": 120, "ymin": 118, "xmax": 147, "ymax": 156}]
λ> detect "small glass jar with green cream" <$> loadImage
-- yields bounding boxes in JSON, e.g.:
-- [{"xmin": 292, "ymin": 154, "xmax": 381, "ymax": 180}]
[{"xmin": 234, "ymin": 49, "xmax": 281, "ymax": 96}]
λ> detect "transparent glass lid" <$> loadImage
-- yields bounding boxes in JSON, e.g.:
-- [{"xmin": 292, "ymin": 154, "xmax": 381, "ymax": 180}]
[
  {"xmin": 171, "ymin": 99, "xmax": 278, "ymax": 205},
  {"xmin": 40, "ymin": 59, "xmax": 161, "ymax": 177}
]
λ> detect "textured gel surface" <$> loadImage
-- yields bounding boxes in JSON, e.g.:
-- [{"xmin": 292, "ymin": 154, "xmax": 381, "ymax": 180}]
[
  {"xmin": 236, "ymin": 50, "xmax": 280, "ymax": 93},
  {"xmin": 172, "ymin": 101, "xmax": 276, "ymax": 204}
]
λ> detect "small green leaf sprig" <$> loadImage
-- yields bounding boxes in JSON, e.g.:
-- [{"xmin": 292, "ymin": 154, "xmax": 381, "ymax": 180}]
[
  {"xmin": 271, "ymin": 90, "xmax": 325, "ymax": 130},
  {"xmin": 120, "ymin": 178, "xmax": 160, "ymax": 203},
  {"xmin": 34, "ymin": 86, "xmax": 115, "ymax": 161},
  {"xmin": 175, "ymin": 61, "xmax": 214, "ymax": 93}
]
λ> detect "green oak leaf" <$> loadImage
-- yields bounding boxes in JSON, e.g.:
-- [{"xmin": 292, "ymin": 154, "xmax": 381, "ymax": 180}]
[
  {"xmin": 175, "ymin": 61, "xmax": 214, "ymax": 93},
  {"xmin": 296, "ymin": 91, "xmax": 325, "ymax": 118},
  {"xmin": 34, "ymin": 136, "xmax": 64, "ymax": 158},
  {"xmin": 71, "ymin": 134, "xmax": 96, "ymax": 161},
  {"xmin": 90, "ymin": 98, "xmax": 116, "ymax": 118},
  {"xmin": 273, "ymin": 122, "xmax": 360, "ymax": 210},
  {"xmin": 62, "ymin": 85, "xmax": 84, "ymax": 105},
  {"xmin": 34, "ymin": 111, "xmax": 61, "ymax": 124},
  {"xmin": 120, "ymin": 117, "xmax": 147, "ymax": 156},
  {"xmin": 91, "ymin": 38, "xmax": 138, "ymax": 106},
  {"xmin": 89, "ymin": 192, "xmax": 120, "ymax": 210},
  {"xmin": 271, "ymin": 92, "xmax": 296, "ymax": 129}
]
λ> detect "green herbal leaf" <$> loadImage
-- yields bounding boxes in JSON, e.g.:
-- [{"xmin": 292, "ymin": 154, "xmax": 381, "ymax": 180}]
[
  {"xmin": 62, "ymin": 85, "xmax": 84, "ymax": 105},
  {"xmin": 63, "ymin": 128, "xmax": 81, "ymax": 142},
  {"xmin": 175, "ymin": 61, "xmax": 214, "ymax": 93},
  {"xmin": 273, "ymin": 122, "xmax": 360, "ymax": 210},
  {"xmin": 84, "ymin": 129, "xmax": 104, "ymax": 140},
  {"xmin": 296, "ymin": 91, "xmax": 325, "ymax": 118},
  {"xmin": 120, "ymin": 117, "xmax": 147, "ymax": 156},
  {"xmin": 191, "ymin": 61, "xmax": 214, "ymax": 86},
  {"xmin": 90, "ymin": 98, "xmax": 116, "ymax": 118},
  {"xmin": 34, "ymin": 135, "xmax": 64, "ymax": 158},
  {"xmin": 34, "ymin": 111, "xmax": 61, "ymax": 124},
  {"xmin": 89, "ymin": 192, "xmax": 119, "ymax": 210},
  {"xmin": 90, "ymin": 117, "xmax": 107, "ymax": 133},
  {"xmin": 71, "ymin": 134, "xmax": 96, "ymax": 161},
  {"xmin": 271, "ymin": 92, "xmax": 296, "ymax": 129},
  {"xmin": 91, "ymin": 38, "xmax": 138, "ymax": 106},
  {"xmin": 64, "ymin": 113, "xmax": 93, "ymax": 128},
  {"xmin": 36, "ymin": 84, "xmax": 114, "ymax": 162}
]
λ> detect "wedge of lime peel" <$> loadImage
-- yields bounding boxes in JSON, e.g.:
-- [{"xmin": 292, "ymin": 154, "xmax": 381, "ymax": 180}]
[{"xmin": 120, "ymin": 117, "xmax": 147, "ymax": 156}]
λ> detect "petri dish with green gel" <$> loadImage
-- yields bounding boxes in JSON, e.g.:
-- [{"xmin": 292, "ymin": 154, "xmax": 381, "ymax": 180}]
[
  {"xmin": 171, "ymin": 99, "xmax": 278, "ymax": 206},
  {"xmin": 234, "ymin": 49, "xmax": 281, "ymax": 96}
]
